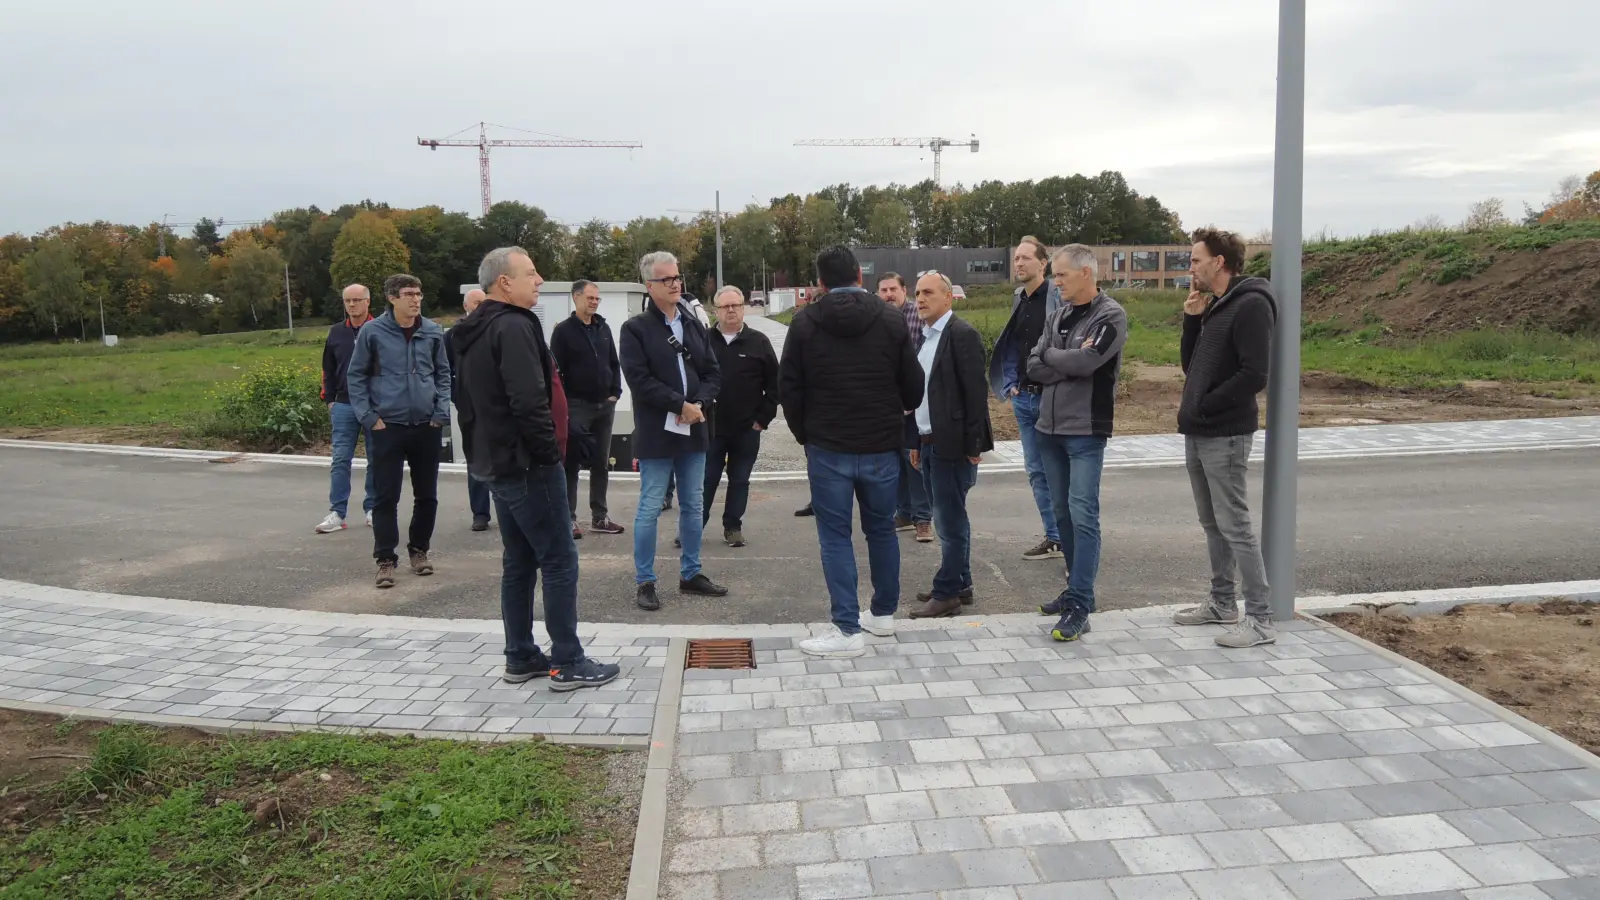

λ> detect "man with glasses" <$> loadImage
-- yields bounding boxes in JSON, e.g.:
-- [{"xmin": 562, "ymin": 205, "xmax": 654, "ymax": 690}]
[
  {"xmin": 551, "ymin": 279, "xmax": 625, "ymax": 539},
  {"xmin": 315, "ymin": 283, "xmax": 376, "ymax": 534},
  {"xmin": 619, "ymin": 251, "xmax": 729, "ymax": 611},
  {"xmin": 702, "ymin": 285, "xmax": 779, "ymax": 548},
  {"xmin": 877, "ymin": 272, "xmax": 933, "ymax": 544},
  {"xmin": 347, "ymin": 274, "xmax": 451, "ymax": 589},
  {"xmin": 988, "ymin": 236, "xmax": 1065, "ymax": 562}
]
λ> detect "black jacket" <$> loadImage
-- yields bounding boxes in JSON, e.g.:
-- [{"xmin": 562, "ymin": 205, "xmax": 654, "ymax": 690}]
[
  {"xmin": 780, "ymin": 287, "xmax": 924, "ymax": 455},
  {"xmin": 319, "ymin": 315, "xmax": 370, "ymax": 404},
  {"xmin": 912, "ymin": 314, "xmax": 995, "ymax": 461},
  {"xmin": 450, "ymin": 300, "xmax": 562, "ymax": 478},
  {"xmin": 619, "ymin": 302, "xmax": 722, "ymax": 459},
  {"xmin": 550, "ymin": 312, "xmax": 622, "ymax": 403},
  {"xmin": 707, "ymin": 325, "xmax": 780, "ymax": 437},
  {"xmin": 1179, "ymin": 275, "xmax": 1276, "ymax": 437}
]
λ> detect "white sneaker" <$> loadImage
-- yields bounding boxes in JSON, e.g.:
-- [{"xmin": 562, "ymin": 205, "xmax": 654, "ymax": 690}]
[
  {"xmin": 799, "ymin": 626, "xmax": 865, "ymax": 659},
  {"xmin": 863, "ymin": 614, "xmax": 896, "ymax": 637},
  {"xmin": 364, "ymin": 511, "xmax": 373, "ymax": 527},
  {"xmin": 314, "ymin": 512, "xmax": 346, "ymax": 534}
]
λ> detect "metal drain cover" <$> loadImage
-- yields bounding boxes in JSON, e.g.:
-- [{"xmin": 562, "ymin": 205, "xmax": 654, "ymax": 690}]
[{"xmin": 685, "ymin": 638, "xmax": 755, "ymax": 670}]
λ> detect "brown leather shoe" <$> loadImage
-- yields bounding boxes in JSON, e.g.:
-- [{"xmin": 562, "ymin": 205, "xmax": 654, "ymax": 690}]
[
  {"xmin": 914, "ymin": 522, "xmax": 934, "ymax": 543},
  {"xmin": 909, "ymin": 596, "xmax": 964, "ymax": 618},
  {"xmin": 916, "ymin": 588, "xmax": 974, "ymax": 606}
]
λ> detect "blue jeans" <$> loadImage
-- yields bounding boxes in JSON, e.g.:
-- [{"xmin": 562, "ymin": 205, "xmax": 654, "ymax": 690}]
[
  {"xmin": 919, "ymin": 446, "xmax": 977, "ymax": 599},
  {"xmin": 896, "ymin": 448, "xmax": 932, "ymax": 524},
  {"xmin": 468, "ymin": 477, "xmax": 491, "ymax": 521},
  {"xmin": 328, "ymin": 402, "xmax": 375, "ymax": 519},
  {"xmin": 488, "ymin": 465, "xmax": 584, "ymax": 667},
  {"xmin": 634, "ymin": 453, "xmax": 706, "ymax": 584},
  {"xmin": 1038, "ymin": 434, "xmax": 1108, "ymax": 615},
  {"xmin": 1010, "ymin": 392, "xmax": 1059, "ymax": 542},
  {"xmin": 808, "ymin": 447, "xmax": 900, "ymax": 636}
]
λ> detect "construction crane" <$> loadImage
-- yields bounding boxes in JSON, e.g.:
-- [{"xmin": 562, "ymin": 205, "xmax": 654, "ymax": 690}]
[
  {"xmin": 418, "ymin": 122, "xmax": 643, "ymax": 216},
  {"xmin": 793, "ymin": 135, "xmax": 979, "ymax": 187}
]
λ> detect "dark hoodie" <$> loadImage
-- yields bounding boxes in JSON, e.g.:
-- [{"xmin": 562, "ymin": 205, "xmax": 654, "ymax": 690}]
[
  {"xmin": 450, "ymin": 299, "xmax": 562, "ymax": 479},
  {"xmin": 1178, "ymin": 274, "xmax": 1277, "ymax": 437},
  {"xmin": 780, "ymin": 286, "xmax": 924, "ymax": 454}
]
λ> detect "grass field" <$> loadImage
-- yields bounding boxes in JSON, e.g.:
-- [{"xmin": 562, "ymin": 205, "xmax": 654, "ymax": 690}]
[{"xmin": 0, "ymin": 715, "xmax": 636, "ymax": 900}]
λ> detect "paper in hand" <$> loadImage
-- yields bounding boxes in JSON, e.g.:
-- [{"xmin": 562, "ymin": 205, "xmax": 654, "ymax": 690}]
[{"xmin": 665, "ymin": 410, "xmax": 692, "ymax": 435}]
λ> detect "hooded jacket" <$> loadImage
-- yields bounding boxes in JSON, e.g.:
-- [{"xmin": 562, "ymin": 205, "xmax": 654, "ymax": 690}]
[
  {"xmin": 1179, "ymin": 275, "xmax": 1276, "ymax": 437},
  {"xmin": 780, "ymin": 287, "xmax": 924, "ymax": 454},
  {"xmin": 346, "ymin": 311, "xmax": 450, "ymax": 429},
  {"xmin": 450, "ymin": 300, "xmax": 562, "ymax": 479}
]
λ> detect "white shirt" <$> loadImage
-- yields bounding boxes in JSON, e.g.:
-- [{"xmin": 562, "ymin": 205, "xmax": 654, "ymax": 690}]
[
  {"xmin": 664, "ymin": 307, "xmax": 687, "ymax": 393},
  {"xmin": 915, "ymin": 309, "xmax": 953, "ymax": 436},
  {"xmin": 721, "ymin": 327, "xmax": 740, "ymax": 344}
]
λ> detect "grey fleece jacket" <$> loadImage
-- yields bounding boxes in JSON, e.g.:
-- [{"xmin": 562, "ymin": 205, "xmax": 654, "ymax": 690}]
[{"xmin": 1024, "ymin": 293, "xmax": 1129, "ymax": 438}]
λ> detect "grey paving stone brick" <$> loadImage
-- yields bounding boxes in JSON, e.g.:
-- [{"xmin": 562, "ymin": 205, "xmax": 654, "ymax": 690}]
[
  {"xmin": 1153, "ymin": 771, "xmax": 1236, "ymax": 802},
  {"xmin": 1270, "ymin": 861, "xmax": 1377, "ymax": 900},
  {"xmin": 836, "ymin": 821, "xmax": 919, "ymax": 860},
  {"xmin": 1483, "ymin": 744, "xmax": 1587, "ymax": 774},
  {"xmin": 1227, "ymin": 716, "xmax": 1302, "ymax": 741},
  {"xmin": 867, "ymin": 853, "xmax": 964, "ymax": 893},
  {"xmin": 1354, "ymin": 753, "xmax": 1454, "ymax": 785},
  {"xmin": 1025, "ymin": 839, "xmax": 1128, "ymax": 884},
  {"xmin": 930, "ymin": 786, "xmax": 1015, "ymax": 818},
  {"xmin": 803, "ymin": 797, "xmax": 870, "ymax": 829},
  {"xmin": 679, "ymin": 729, "xmax": 757, "ymax": 756},
  {"xmin": 1104, "ymin": 873, "xmax": 1201, "ymax": 900},
  {"xmin": 896, "ymin": 764, "xmax": 975, "ymax": 792},
  {"xmin": 1436, "ymin": 807, "xmax": 1544, "ymax": 846},
  {"xmin": 1142, "ymin": 801, "xmax": 1227, "ymax": 836},
  {"xmin": 729, "ymin": 751, "xmax": 784, "ymax": 777},
  {"xmin": 969, "ymin": 759, "xmax": 1038, "ymax": 786},
  {"xmin": 1159, "ymin": 719, "xmax": 1241, "ymax": 746},
  {"xmin": 722, "ymin": 801, "xmax": 800, "ymax": 835},
  {"xmin": 878, "ymin": 718, "xmax": 951, "ymax": 742},
  {"xmin": 1026, "ymin": 754, "xmax": 1098, "ymax": 782},
  {"xmin": 865, "ymin": 791, "xmax": 935, "ymax": 823},
  {"xmin": 1101, "ymin": 725, "xmax": 1175, "ymax": 750},
  {"xmin": 765, "ymin": 831, "xmax": 835, "ymax": 867},
  {"xmin": 1349, "ymin": 814, "xmax": 1474, "ymax": 854},
  {"xmin": 1423, "ymin": 749, "xmax": 1515, "ymax": 778},
  {"xmin": 1351, "ymin": 781, "xmax": 1468, "ymax": 817},
  {"xmin": 951, "ymin": 847, "xmax": 1040, "ymax": 888},
  {"xmin": 1192, "ymin": 828, "xmax": 1289, "ymax": 868},
  {"xmin": 1280, "ymin": 759, "xmax": 1380, "ymax": 791},
  {"xmin": 1443, "ymin": 843, "xmax": 1568, "ymax": 886},
  {"xmin": 683, "ymin": 776, "xmax": 761, "ymax": 808},
  {"xmin": 1508, "ymin": 802, "xmax": 1600, "ymax": 838},
  {"xmin": 1220, "ymin": 765, "xmax": 1302, "ymax": 797},
  {"xmin": 1207, "ymin": 796, "xmax": 1296, "ymax": 830},
  {"xmin": 1517, "ymin": 769, "xmax": 1600, "ymax": 803},
  {"xmin": 724, "ymin": 709, "xmax": 788, "ymax": 730},
  {"xmin": 1182, "ymin": 866, "xmax": 1296, "ymax": 900},
  {"xmin": 835, "ymin": 766, "xmax": 900, "ymax": 797},
  {"xmin": 1526, "ymin": 836, "xmax": 1600, "ymax": 877},
  {"xmin": 1439, "ymin": 775, "xmax": 1550, "ymax": 808},
  {"xmin": 782, "ymin": 746, "xmax": 843, "ymax": 774},
  {"xmin": 1151, "ymin": 743, "xmax": 1232, "ymax": 773},
  {"xmin": 760, "ymin": 771, "xmax": 835, "ymax": 803},
  {"xmin": 1344, "ymin": 727, "xmax": 1437, "ymax": 756},
  {"xmin": 1539, "ymin": 877, "xmax": 1600, "ymax": 900},
  {"xmin": 848, "ymin": 701, "xmax": 909, "ymax": 721},
  {"xmin": 668, "ymin": 836, "xmax": 761, "ymax": 873},
  {"xmin": 1345, "ymin": 851, "xmax": 1479, "ymax": 895}
]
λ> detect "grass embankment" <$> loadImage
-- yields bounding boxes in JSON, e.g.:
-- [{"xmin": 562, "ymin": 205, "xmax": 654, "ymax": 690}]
[{"xmin": 0, "ymin": 717, "xmax": 636, "ymax": 900}]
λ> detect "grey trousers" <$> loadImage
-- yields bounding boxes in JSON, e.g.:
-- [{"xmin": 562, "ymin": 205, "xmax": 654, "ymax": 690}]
[{"xmin": 1186, "ymin": 435, "xmax": 1271, "ymax": 619}]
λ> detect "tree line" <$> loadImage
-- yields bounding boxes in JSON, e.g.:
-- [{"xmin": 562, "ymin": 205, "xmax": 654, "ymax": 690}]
[{"xmin": 0, "ymin": 171, "xmax": 1186, "ymax": 343}]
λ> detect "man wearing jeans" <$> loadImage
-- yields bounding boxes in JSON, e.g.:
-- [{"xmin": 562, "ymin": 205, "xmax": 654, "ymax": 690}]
[
  {"xmin": 906, "ymin": 272, "xmax": 992, "ymax": 619},
  {"xmin": 703, "ymin": 285, "xmax": 779, "ymax": 548},
  {"xmin": 988, "ymin": 237, "xmax": 1064, "ymax": 561},
  {"xmin": 445, "ymin": 288, "xmax": 493, "ymax": 532},
  {"xmin": 1025, "ymin": 245, "xmax": 1127, "ymax": 642},
  {"xmin": 347, "ymin": 274, "xmax": 452, "ymax": 588},
  {"xmin": 550, "ymin": 279, "xmax": 625, "ymax": 538},
  {"xmin": 620, "ymin": 251, "xmax": 728, "ymax": 612},
  {"xmin": 452, "ymin": 246, "xmax": 620, "ymax": 691},
  {"xmin": 781, "ymin": 245, "xmax": 924, "ymax": 658},
  {"xmin": 315, "ymin": 283, "xmax": 375, "ymax": 533},
  {"xmin": 1171, "ymin": 227, "xmax": 1278, "ymax": 647},
  {"xmin": 876, "ymin": 272, "xmax": 933, "ymax": 543}
]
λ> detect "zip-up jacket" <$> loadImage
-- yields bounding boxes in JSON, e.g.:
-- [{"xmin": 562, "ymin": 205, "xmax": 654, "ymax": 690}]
[
  {"xmin": 1024, "ymin": 293, "xmax": 1128, "ymax": 437},
  {"xmin": 346, "ymin": 310, "xmax": 451, "ymax": 429},
  {"xmin": 1179, "ymin": 275, "xmax": 1276, "ymax": 437},
  {"xmin": 987, "ymin": 281, "xmax": 1063, "ymax": 399},
  {"xmin": 450, "ymin": 300, "xmax": 563, "ymax": 478},
  {"xmin": 707, "ymin": 325, "xmax": 780, "ymax": 437},
  {"xmin": 319, "ymin": 314, "xmax": 371, "ymax": 403},
  {"xmin": 550, "ymin": 312, "xmax": 622, "ymax": 402}
]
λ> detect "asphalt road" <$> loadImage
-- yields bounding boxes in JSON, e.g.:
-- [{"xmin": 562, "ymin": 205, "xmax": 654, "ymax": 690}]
[{"xmin": 1, "ymin": 445, "xmax": 1596, "ymax": 625}]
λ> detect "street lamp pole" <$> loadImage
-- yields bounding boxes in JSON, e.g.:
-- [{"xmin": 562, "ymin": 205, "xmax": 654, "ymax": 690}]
[
  {"xmin": 715, "ymin": 190, "xmax": 724, "ymax": 290},
  {"xmin": 1263, "ymin": 0, "xmax": 1306, "ymax": 622}
]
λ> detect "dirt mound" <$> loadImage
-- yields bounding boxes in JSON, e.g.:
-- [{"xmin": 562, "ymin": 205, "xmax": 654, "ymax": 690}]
[{"xmin": 1303, "ymin": 238, "xmax": 1600, "ymax": 336}]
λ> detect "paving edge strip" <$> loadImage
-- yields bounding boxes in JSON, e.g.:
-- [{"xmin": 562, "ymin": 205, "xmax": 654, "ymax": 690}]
[
  {"xmin": 1306, "ymin": 611, "xmax": 1600, "ymax": 772},
  {"xmin": 625, "ymin": 636, "xmax": 687, "ymax": 900}
]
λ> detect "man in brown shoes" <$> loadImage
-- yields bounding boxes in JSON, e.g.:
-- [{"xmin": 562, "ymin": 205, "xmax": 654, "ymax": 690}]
[{"xmin": 907, "ymin": 272, "xmax": 993, "ymax": 619}]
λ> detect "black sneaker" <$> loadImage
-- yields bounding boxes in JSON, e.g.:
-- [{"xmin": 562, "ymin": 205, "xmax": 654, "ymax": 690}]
[
  {"xmin": 472, "ymin": 515, "xmax": 490, "ymax": 532},
  {"xmin": 1051, "ymin": 608, "xmax": 1092, "ymax": 642},
  {"xmin": 673, "ymin": 536, "xmax": 681, "ymax": 549},
  {"xmin": 1040, "ymin": 594, "xmax": 1068, "ymax": 616},
  {"xmin": 636, "ymin": 582, "xmax": 661, "ymax": 611},
  {"xmin": 1023, "ymin": 539, "xmax": 1064, "ymax": 561},
  {"xmin": 680, "ymin": 573, "xmax": 729, "ymax": 596},
  {"xmin": 662, "ymin": 495, "xmax": 673, "ymax": 512},
  {"xmin": 502, "ymin": 658, "xmax": 552, "ymax": 683},
  {"xmin": 724, "ymin": 528, "xmax": 745, "ymax": 547},
  {"xmin": 549, "ymin": 658, "xmax": 621, "ymax": 693},
  {"xmin": 795, "ymin": 503, "xmax": 814, "ymax": 517}
]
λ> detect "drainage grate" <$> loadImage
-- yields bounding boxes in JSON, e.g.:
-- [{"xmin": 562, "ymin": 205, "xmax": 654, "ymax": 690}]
[{"xmin": 685, "ymin": 638, "xmax": 756, "ymax": 670}]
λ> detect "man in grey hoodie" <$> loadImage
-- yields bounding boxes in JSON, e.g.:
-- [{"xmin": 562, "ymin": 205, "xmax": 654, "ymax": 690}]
[
  {"xmin": 1025, "ymin": 244, "xmax": 1128, "ymax": 642},
  {"xmin": 347, "ymin": 273, "xmax": 452, "ymax": 588}
]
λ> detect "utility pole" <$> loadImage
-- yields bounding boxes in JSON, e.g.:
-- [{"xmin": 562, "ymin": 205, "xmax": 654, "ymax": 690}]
[
  {"xmin": 1263, "ymin": 0, "xmax": 1305, "ymax": 622},
  {"xmin": 283, "ymin": 263, "xmax": 294, "ymax": 336},
  {"xmin": 98, "ymin": 292, "xmax": 106, "ymax": 342},
  {"xmin": 158, "ymin": 213, "xmax": 170, "ymax": 257},
  {"xmin": 715, "ymin": 191, "xmax": 724, "ymax": 289}
]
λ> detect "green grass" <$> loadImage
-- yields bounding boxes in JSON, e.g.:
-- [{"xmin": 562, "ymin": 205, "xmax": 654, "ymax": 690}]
[{"xmin": 0, "ymin": 724, "xmax": 629, "ymax": 900}]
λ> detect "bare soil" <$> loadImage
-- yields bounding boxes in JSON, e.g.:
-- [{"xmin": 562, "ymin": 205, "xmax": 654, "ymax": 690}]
[
  {"xmin": 1328, "ymin": 600, "xmax": 1600, "ymax": 755},
  {"xmin": 989, "ymin": 364, "xmax": 1600, "ymax": 441}
]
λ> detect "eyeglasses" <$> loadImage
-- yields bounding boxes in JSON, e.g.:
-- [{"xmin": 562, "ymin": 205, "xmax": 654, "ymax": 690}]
[
  {"xmin": 649, "ymin": 275, "xmax": 685, "ymax": 286},
  {"xmin": 716, "ymin": 303, "xmax": 744, "ymax": 312},
  {"xmin": 917, "ymin": 269, "xmax": 953, "ymax": 290}
]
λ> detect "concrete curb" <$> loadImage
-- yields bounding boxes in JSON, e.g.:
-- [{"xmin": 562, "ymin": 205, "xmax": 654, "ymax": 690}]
[
  {"xmin": 1304, "ymin": 611, "xmax": 1600, "ymax": 772},
  {"xmin": 625, "ymin": 637, "xmax": 687, "ymax": 900}
]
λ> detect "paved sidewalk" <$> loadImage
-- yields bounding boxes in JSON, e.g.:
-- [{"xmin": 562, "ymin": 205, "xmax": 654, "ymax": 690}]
[{"xmin": 663, "ymin": 614, "xmax": 1600, "ymax": 899}]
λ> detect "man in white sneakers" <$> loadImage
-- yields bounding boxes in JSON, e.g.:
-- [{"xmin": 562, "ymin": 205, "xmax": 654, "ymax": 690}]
[{"xmin": 315, "ymin": 283, "xmax": 376, "ymax": 533}]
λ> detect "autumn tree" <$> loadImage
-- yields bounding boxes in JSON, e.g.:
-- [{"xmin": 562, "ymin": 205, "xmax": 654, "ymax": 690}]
[
  {"xmin": 1462, "ymin": 197, "xmax": 1509, "ymax": 231},
  {"xmin": 223, "ymin": 240, "xmax": 288, "ymax": 329},
  {"xmin": 330, "ymin": 212, "xmax": 411, "ymax": 308},
  {"xmin": 865, "ymin": 199, "xmax": 912, "ymax": 246},
  {"xmin": 480, "ymin": 202, "xmax": 568, "ymax": 278},
  {"xmin": 21, "ymin": 238, "xmax": 86, "ymax": 338},
  {"xmin": 1539, "ymin": 171, "xmax": 1600, "ymax": 223}
]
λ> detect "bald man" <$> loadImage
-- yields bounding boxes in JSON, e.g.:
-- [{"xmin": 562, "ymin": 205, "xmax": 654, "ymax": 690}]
[
  {"xmin": 316, "ymin": 284, "xmax": 378, "ymax": 533},
  {"xmin": 447, "ymin": 288, "xmax": 494, "ymax": 530}
]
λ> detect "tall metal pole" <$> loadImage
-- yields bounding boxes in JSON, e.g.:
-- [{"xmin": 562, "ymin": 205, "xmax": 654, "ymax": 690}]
[
  {"xmin": 1263, "ymin": 0, "xmax": 1305, "ymax": 622},
  {"xmin": 715, "ymin": 190, "xmax": 725, "ymax": 290},
  {"xmin": 283, "ymin": 263, "xmax": 294, "ymax": 336},
  {"xmin": 98, "ymin": 294, "xmax": 106, "ymax": 342}
]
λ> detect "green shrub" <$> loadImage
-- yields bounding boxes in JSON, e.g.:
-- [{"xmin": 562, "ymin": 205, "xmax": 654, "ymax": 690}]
[
  {"xmin": 201, "ymin": 360, "xmax": 328, "ymax": 450},
  {"xmin": 1435, "ymin": 252, "xmax": 1493, "ymax": 285}
]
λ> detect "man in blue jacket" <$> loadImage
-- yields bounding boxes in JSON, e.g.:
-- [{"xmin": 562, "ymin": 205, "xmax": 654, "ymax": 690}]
[
  {"xmin": 347, "ymin": 274, "xmax": 452, "ymax": 588},
  {"xmin": 620, "ymin": 251, "xmax": 727, "ymax": 611}
]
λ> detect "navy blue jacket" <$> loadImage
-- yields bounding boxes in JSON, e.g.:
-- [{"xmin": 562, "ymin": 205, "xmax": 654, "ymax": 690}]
[
  {"xmin": 619, "ymin": 302, "xmax": 721, "ymax": 459},
  {"xmin": 347, "ymin": 311, "xmax": 451, "ymax": 428},
  {"xmin": 319, "ymin": 315, "xmax": 371, "ymax": 404}
]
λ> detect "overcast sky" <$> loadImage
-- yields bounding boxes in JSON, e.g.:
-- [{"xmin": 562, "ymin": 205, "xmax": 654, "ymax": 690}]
[{"xmin": 3, "ymin": 0, "xmax": 1596, "ymax": 239}]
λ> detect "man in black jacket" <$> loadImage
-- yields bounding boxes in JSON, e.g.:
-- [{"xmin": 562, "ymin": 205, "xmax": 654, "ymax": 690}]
[
  {"xmin": 619, "ymin": 251, "xmax": 728, "ymax": 612},
  {"xmin": 703, "ymin": 285, "xmax": 779, "ymax": 547},
  {"xmin": 452, "ymin": 246, "xmax": 620, "ymax": 692},
  {"xmin": 1170, "ymin": 227, "xmax": 1278, "ymax": 649},
  {"xmin": 781, "ymin": 245, "xmax": 924, "ymax": 658},
  {"xmin": 906, "ymin": 272, "xmax": 993, "ymax": 618},
  {"xmin": 444, "ymin": 288, "xmax": 492, "ymax": 532},
  {"xmin": 314, "ymin": 283, "xmax": 375, "ymax": 534},
  {"xmin": 550, "ymin": 279, "xmax": 625, "ymax": 538}
]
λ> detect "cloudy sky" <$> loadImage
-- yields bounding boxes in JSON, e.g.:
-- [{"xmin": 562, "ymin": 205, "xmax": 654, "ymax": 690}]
[{"xmin": 3, "ymin": 0, "xmax": 1596, "ymax": 239}]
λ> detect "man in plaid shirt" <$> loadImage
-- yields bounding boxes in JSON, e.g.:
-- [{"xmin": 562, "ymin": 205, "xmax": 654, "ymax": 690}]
[{"xmin": 876, "ymin": 272, "xmax": 934, "ymax": 543}]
